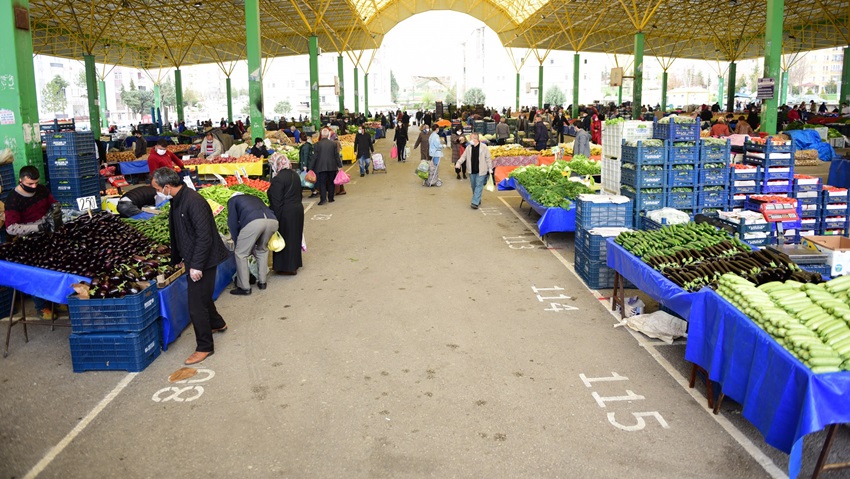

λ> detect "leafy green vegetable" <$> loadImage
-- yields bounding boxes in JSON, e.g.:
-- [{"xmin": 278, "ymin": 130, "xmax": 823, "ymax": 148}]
[
  {"xmin": 566, "ymin": 155, "xmax": 601, "ymax": 176},
  {"xmin": 658, "ymin": 115, "xmax": 697, "ymax": 125},
  {"xmin": 701, "ymin": 138, "xmax": 729, "ymax": 146},
  {"xmin": 509, "ymin": 160, "xmax": 594, "ymax": 209},
  {"xmin": 625, "ymin": 139, "xmax": 663, "ymax": 147}
]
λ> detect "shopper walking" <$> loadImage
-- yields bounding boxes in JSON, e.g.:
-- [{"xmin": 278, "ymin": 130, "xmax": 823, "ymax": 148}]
[
  {"xmin": 152, "ymin": 167, "xmax": 229, "ymax": 366},
  {"xmin": 552, "ymin": 111, "xmax": 565, "ymax": 144},
  {"xmin": 590, "ymin": 108, "xmax": 602, "ymax": 145},
  {"xmin": 393, "ymin": 123, "xmax": 408, "ymax": 162},
  {"xmin": 451, "ymin": 126, "xmax": 467, "ymax": 179},
  {"xmin": 267, "ymin": 157, "xmax": 304, "ymax": 275},
  {"xmin": 354, "ymin": 125, "xmax": 373, "ymax": 177},
  {"xmin": 227, "ymin": 193, "xmax": 278, "ymax": 295},
  {"xmin": 455, "ymin": 133, "xmax": 493, "ymax": 209},
  {"xmin": 312, "ymin": 129, "xmax": 342, "ymax": 205},
  {"xmin": 414, "ymin": 124, "xmax": 431, "ymax": 164},
  {"xmin": 495, "ymin": 117, "xmax": 510, "ymax": 145},
  {"xmin": 426, "ymin": 125, "xmax": 443, "ymax": 187},
  {"xmin": 299, "ymin": 135, "xmax": 317, "ymax": 197},
  {"xmin": 533, "ymin": 115, "xmax": 548, "ymax": 151}
]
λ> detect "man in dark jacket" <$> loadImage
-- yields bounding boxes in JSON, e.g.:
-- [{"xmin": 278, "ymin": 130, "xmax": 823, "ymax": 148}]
[
  {"xmin": 354, "ymin": 125, "xmax": 374, "ymax": 177},
  {"xmin": 132, "ymin": 130, "xmax": 147, "ymax": 158},
  {"xmin": 312, "ymin": 129, "xmax": 342, "ymax": 205},
  {"xmin": 116, "ymin": 185, "xmax": 157, "ymax": 218},
  {"xmin": 227, "ymin": 193, "xmax": 278, "ymax": 295},
  {"xmin": 152, "ymin": 167, "xmax": 230, "ymax": 365},
  {"xmin": 533, "ymin": 115, "xmax": 548, "ymax": 151}
]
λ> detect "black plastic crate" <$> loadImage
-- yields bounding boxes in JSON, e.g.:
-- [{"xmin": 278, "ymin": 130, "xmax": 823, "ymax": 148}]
[
  {"xmin": 575, "ymin": 197, "xmax": 634, "ymax": 229},
  {"xmin": 47, "ymin": 155, "xmax": 99, "ymax": 179},
  {"xmin": 68, "ymin": 282, "xmax": 159, "ymax": 333},
  {"xmin": 46, "ymin": 131, "xmax": 96, "ymax": 159},
  {"xmin": 0, "ymin": 163, "xmax": 14, "ymax": 201},
  {"xmin": 621, "ymin": 165, "xmax": 666, "ymax": 189},
  {"xmin": 69, "ymin": 318, "xmax": 161, "ymax": 373}
]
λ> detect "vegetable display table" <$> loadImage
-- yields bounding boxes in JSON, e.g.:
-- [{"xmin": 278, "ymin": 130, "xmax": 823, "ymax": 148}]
[
  {"xmin": 341, "ymin": 145, "xmax": 356, "ymax": 163},
  {"xmin": 516, "ymin": 183, "xmax": 576, "ymax": 238},
  {"xmin": 118, "ymin": 160, "xmax": 151, "ymax": 175},
  {"xmin": 188, "ymin": 161, "xmax": 263, "ymax": 176},
  {"xmin": 492, "ymin": 155, "xmax": 537, "ymax": 167},
  {"xmin": 687, "ymin": 289, "xmax": 850, "ymax": 479}
]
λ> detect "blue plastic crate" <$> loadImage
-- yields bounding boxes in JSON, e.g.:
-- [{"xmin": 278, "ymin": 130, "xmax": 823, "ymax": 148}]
[
  {"xmin": 0, "ymin": 286, "xmax": 12, "ymax": 320},
  {"xmin": 744, "ymin": 234, "xmax": 774, "ymax": 248},
  {"xmin": 68, "ymin": 282, "xmax": 159, "ymax": 333},
  {"xmin": 69, "ymin": 318, "xmax": 160, "ymax": 373},
  {"xmin": 730, "ymin": 183, "xmax": 758, "ymax": 195},
  {"xmin": 47, "ymin": 155, "xmax": 99, "ymax": 179},
  {"xmin": 797, "ymin": 195, "xmax": 822, "ymax": 206},
  {"xmin": 758, "ymin": 166, "xmax": 794, "ymax": 182},
  {"xmin": 621, "ymin": 165, "xmax": 666, "ymax": 188},
  {"xmin": 821, "ymin": 216, "xmax": 850, "ymax": 231},
  {"xmin": 793, "ymin": 177, "xmax": 822, "ymax": 192},
  {"xmin": 743, "ymin": 154, "xmax": 794, "ymax": 168},
  {"xmin": 695, "ymin": 207, "xmax": 724, "ymax": 216},
  {"xmin": 638, "ymin": 213, "xmax": 664, "ymax": 231},
  {"xmin": 575, "ymin": 251, "xmax": 621, "ymax": 290},
  {"xmin": 744, "ymin": 139, "xmax": 794, "ymax": 154},
  {"xmin": 822, "ymin": 188, "xmax": 849, "ymax": 205},
  {"xmin": 800, "ymin": 207, "xmax": 821, "ymax": 219},
  {"xmin": 55, "ymin": 191, "xmax": 101, "ymax": 210},
  {"xmin": 729, "ymin": 197, "xmax": 746, "ymax": 209},
  {"xmin": 731, "ymin": 168, "xmax": 759, "ymax": 181},
  {"xmin": 699, "ymin": 166, "xmax": 728, "ymax": 186},
  {"xmin": 798, "ymin": 218, "xmax": 820, "ymax": 233},
  {"xmin": 46, "ymin": 131, "xmax": 96, "ymax": 159},
  {"xmin": 652, "ymin": 120, "xmax": 700, "ymax": 142},
  {"xmin": 699, "ymin": 140, "xmax": 732, "ymax": 164},
  {"xmin": 667, "ymin": 141, "xmax": 699, "ymax": 165},
  {"xmin": 622, "ymin": 188, "xmax": 665, "ymax": 211},
  {"xmin": 621, "ymin": 140, "xmax": 666, "ymax": 166},
  {"xmin": 800, "ymin": 263, "xmax": 832, "ymax": 278},
  {"xmin": 757, "ymin": 179, "xmax": 793, "ymax": 194},
  {"xmin": 575, "ymin": 197, "xmax": 634, "ymax": 228},
  {"xmin": 667, "ymin": 189, "xmax": 696, "ymax": 209},
  {"xmin": 578, "ymin": 231, "xmax": 620, "ymax": 258},
  {"xmin": 820, "ymin": 226, "xmax": 850, "ymax": 236},
  {"xmin": 667, "ymin": 167, "xmax": 698, "ymax": 187},
  {"xmin": 821, "ymin": 204, "xmax": 850, "ymax": 219},
  {"xmin": 699, "ymin": 190, "xmax": 728, "ymax": 209}
]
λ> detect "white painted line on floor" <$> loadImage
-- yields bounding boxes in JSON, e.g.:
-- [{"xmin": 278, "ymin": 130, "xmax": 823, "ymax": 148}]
[
  {"xmin": 498, "ymin": 195, "xmax": 788, "ymax": 479},
  {"xmin": 24, "ymin": 373, "xmax": 138, "ymax": 479}
]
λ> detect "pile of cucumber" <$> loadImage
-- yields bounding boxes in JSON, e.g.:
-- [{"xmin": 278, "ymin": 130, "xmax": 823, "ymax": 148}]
[
  {"xmin": 615, "ymin": 222, "xmax": 739, "ymax": 258},
  {"xmin": 718, "ymin": 273, "xmax": 850, "ymax": 373}
]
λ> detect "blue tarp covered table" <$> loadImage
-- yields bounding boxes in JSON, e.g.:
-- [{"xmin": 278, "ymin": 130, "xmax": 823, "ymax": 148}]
[
  {"xmin": 516, "ymin": 184, "xmax": 576, "ymax": 235},
  {"xmin": 0, "ymin": 260, "xmax": 89, "ymax": 304},
  {"xmin": 784, "ymin": 129, "xmax": 835, "ymax": 161},
  {"xmin": 159, "ymin": 253, "xmax": 236, "ymax": 349},
  {"xmin": 119, "ymin": 160, "xmax": 150, "ymax": 175},
  {"xmin": 605, "ymin": 238, "xmax": 696, "ymax": 319},
  {"xmin": 497, "ymin": 177, "xmax": 516, "ymax": 191},
  {"xmin": 828, "ymin": 157, "xmax": 850, "ymax": 189},
  {"xmin": 686, "ymin": 289, "xmax": 850, "ymax": 479}
]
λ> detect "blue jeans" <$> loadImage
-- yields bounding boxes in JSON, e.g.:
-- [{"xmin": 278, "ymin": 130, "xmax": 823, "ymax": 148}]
[
  {"xmin": 469, "ymin": 173, "xmax": 488, "ymax": 206},
  {"xmin": 358, "ymin": 156, "xmax": 371, "ymax": 174}
]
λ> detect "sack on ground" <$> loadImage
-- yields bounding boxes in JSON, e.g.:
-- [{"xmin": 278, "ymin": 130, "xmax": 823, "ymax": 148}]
[
  {"xmin": 614, "ymin": 310, "xmax": 688, "ymax": 344},
  {"xmin": 334, "ymin": 169, "xmax": 351, "ymax": 185},
  {"xmin": 416, "ymin": 160, "xmax": 430, "ymax": 180},
  {"xmin": 305, "ymin": 170, "xmax": 317, "ymax": 183},
  {"xmin": 299, "ymin": 170, "xmax": 315, "ymax": 189},
  {"xmin": 390, "ymin": 146, "xmax": 398, "ymax": 159}
]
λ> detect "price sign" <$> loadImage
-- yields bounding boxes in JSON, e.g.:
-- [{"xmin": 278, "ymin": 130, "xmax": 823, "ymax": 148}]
[
  {"xmin": 213, "ymin": 173, "xmax": 227, "ymax": 185},
  {"xmin": 234, "ymin": 170, "xmax": 243, "ymax": 184},
  {"xmin": 182, "ymin": 155, "xmax": 190, "ymax": 162},
  {"xmin": 206, "ymin": 199, "xmax": 224, "ymax": 216},
  {"xmin": 76, "ymin": 196, "xmax": 98, "ymax": 211}
]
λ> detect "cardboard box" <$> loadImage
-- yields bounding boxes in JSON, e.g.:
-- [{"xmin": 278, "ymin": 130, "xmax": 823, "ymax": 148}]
[{"xmin": 801, "ymin": 236, "xmax": 850, "ymax": 277}]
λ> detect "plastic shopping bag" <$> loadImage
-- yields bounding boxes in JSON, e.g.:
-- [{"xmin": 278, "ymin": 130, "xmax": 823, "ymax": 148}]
[
  {"xmin": 268, "ymin": 231, "xmax": 286, "ymax": 252},
  {"xmin": 390, "ymin": 145, "xmax": 398, "ymax": 159},
  {"xmin": 485, "ymin": 174, "xmax": 495, "ymax": 192},
  {"xmin": 299, "ymin": 170, "xmax": 315, "ymax": 189},
  {"xmin": 416, "ymin": 160, "xmax": 430, "ymax": 180},
  {"xmin": 304, "ymin": 170, "xmax": 317, "ymax": 183},
  {"xmin": 333, "ymin": 169, "xmax": 351, "ymax": 185}
]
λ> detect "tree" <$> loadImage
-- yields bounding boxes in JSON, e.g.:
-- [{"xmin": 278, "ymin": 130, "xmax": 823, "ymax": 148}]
[
  {"xmin": 825, "ymin": 79, "xmax": 838, "ymax": 95},
  {"xmin": 544, "ymin": 85, "xmax": 566, "ymax": 107},
  {"xmin": 390, "ymin": 70, "xmax": 399, "ymax": 103},
  {"xmin": 445, "ymin": 84, "xmax": 457, "ymax": 105},
  {"xmin": 182, "ymin": 88, "xmax": 202, "ymax": 107},
  {"xmin": 462, "ymin": 87, "xmax": 486, "ymax": 106},
  {"xmin": 274, "ymin": 100, "xmax": 292, "ymax": 116},
  {"xmin": 160, "ymin": 78, "xmax": 176, "ymax": 108},
  {"xmin": 240, "ymin": 102, "xmax": 250, "ymax": 115},
  {"xmin": 120, "ymin": 79, "xmax": 155, "ymax": 117},
  {"xmin": 75, "ymin": 70, "xmax": 88, "ymax": 97},
  {"xmin": 418, "ymin": 91, "xmax": 435, "ymax": 110},
  {"xmin": 41, "ymin": 75, "xmax": 69, "ymax": 115}
]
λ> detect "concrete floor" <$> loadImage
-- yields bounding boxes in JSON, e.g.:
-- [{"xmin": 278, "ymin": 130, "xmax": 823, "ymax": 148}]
[{"xmin": 1, "ymin": 129, "xmax": 848, "ymax": 479}]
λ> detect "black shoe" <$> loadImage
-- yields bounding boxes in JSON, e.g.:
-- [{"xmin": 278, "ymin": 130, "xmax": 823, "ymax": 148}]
[
  {"xmin": 318, "ymin": 200, "xmax": 327, "ymax": 205},
  {"xmin": 309, "ymin": 192, "xmax": 318, "ymax": 198},
  {"xmin": 456, "ymin": 173, "xmax": 461, "ymax": 179},
  {"xmin": 360, "ymin": 173, "xmax": 365, "ymax": 177},
  {"xmin": 471, "ymin": 204, "xmax": 479, "ymax": 209},
  {"xmin": 366, "ymin": 169, "xmax": 369, "ymax": 174},
  {"xmin": 230, "ymin": 287, "xmax": 251, "ymax": 296},
  {"xmin": 258, "ymin": 282, "xmax": 267, "ymax": 290},
  {"xmin": 329, "ymin": 199, "xmax": 335, "ymax": 203},
  {"xmin": 249, "ymin": 274, "xmax": 257, "ymax": 285},
  {"xmin": 463, "ymin": 174, "xmax": 467, "ymax": 179}
]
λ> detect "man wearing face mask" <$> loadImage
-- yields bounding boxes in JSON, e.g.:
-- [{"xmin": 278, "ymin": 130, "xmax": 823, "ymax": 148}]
[
  {"xmin": 146, "ymin": 139, "xmax": 185, "ymax": 175},
  {"xmin": 455, "ymin": 133, "xmax": 493, "ymax": 209},
  {"xmin": 354, "ymin": 125, "xmax": 373, "ymax": 177},
  {"xmin": 116, "ymin": 185, "xmax": 159, "ymax": 218}
]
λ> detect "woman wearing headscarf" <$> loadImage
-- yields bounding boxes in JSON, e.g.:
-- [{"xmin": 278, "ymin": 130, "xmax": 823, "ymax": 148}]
[
  {"xmin": 451, "ymin": 126, "xmax": 467, "ymax": 179},
  {"xmin": 267, "ymin": 155, "xmax": 304, "ymax": 275},
  {"xmin": 590, "ymin": 107, "xmax": 602, "ymax": 145}
]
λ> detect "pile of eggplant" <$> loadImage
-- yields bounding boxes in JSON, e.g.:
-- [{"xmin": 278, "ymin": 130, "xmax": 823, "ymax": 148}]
[{"xmin": 0, "ymin": 211, "xmax": 178, "ymax": 298}]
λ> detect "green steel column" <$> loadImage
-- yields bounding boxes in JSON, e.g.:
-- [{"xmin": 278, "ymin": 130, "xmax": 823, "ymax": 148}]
[
  {"xmin": 537, "ymin": 64, "xmax": 543, "ymax": 109},
  {"xmin": 780, "ymin": 70, "xmax": 788, "ymax": 106},
  {"xmin": 174, "ymin": 68, "xmax": 184, "ymax": 124},
  {"xmin": 98, "ymin": 79, "xmax": 108, "ymax": 130},
  {"xmin": 727, "ymin": 62, "xmax": 736, "ymax": 112},
  {"xmin": 0, "ymin": 0, "xmax": 42, "ymax": 178},
  {"xmin": 618, "ymin": 84, "xmax": 623, "ymax": 106},
  {"xmin": 153, "ymin": 83, "xmax": 161, "ymax": 131},
  {"xmin": 337, "ymin": 55, "xmax": 345, "ymax": 113},
  {"xmin": 226, "ymin": 77, "xmax": 233, "ymax": 122},
  {"xmin": 718, "ymin": 76, "xmax": 725, "ymax": 110},
  {"xmin": 364, "ymin": 73, "xmax": 369, "ymax": 117},
  {"xmin": 83, "ymin": 54, "xmax": 101, "ymax": 137},
  {"xmin": 840, "ymin": 46, "xmax": 850, "ymax": 104},
  {"xmin": 354, "ymin": 66, "xmax": 359, "ymax": 115},
  {"xmin": 661, "ymin": 71, "xmax": 668, "ymax": 112},
  {"xmin": 245, "ymin": 0, "xmax": 264, "ymax": 138},
  {"xmin": 309, "ymin": 35, "xmax": 320, "ymax": 129},
  {"xmin": 515, "ymin": 72, "xmax": 520, "ymax": 111},
  {"xmin": 761, "ymin": 0, "xmax": 784, "ymax": 134},
  {"xmin": 572, "ymin": 53, "xmax": 580, "ymax": 118},
  {"xmin": 633, "ymin": 32, "xmax": 645, "ymax": 113}
]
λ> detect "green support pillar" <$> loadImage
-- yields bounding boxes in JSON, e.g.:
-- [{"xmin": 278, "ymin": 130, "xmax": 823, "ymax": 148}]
[
  {"xmin": 226, "ymin": 77, "xmax": 233, "ymax": 122},
  {"xmin": 83, "ymin": 54, "xmax": 101, "ymax": 137},
  {"xmin": 633, "ymin": 32, "xmax": 645, "ymax": 113},
  {"xmin": 537, "ymin": 64, "xmax": 543, "ymax": 109},
  {"xmin": 364, "ymin": 73, "xmax": 369, "ymax": 118},
  {"xmin": 0, "ymin": 0, "xmax": 42, "ymax": 178},
  {"xmin": 245, "ymin": 0, "xmax": 264, "ymax": 138},
  {"xmin": 618, "ymin": 84, "xmax": 623, "ymax": 106},
  {"xmin": 337, "ymin": 55, "xmax": 345, "ymax": 113},
  {"xmin": 780, "ymin": 70, "xmax": 788, "ymax": 106},
  {"xmin": 718, "ymin": 76, "xmax": 725, "ymax": 110},
  {"xmin": 515, "ymin": 72, "xmax": 520, "ymax": 111},
  {"xmin": 841, "ymin": 46, "xmax": 850, "ymax": 105},
  {"xmin": 572, "ymin": 53, "xmax": 580, "ymax": 118},
  {"xmin": 174, "ymin": 68, "xmax": 184, "ymax": 124},
  {"xmin": 309, "ymin": 35, "xmax": 320, "ymax": 129},
  {"xmin": 354, "ymin": 67, "xmax": 359, "ymax": 115},
  {"xmin": 153, "ymin": 83, "xmax": 161, "ymax": 130},
  {"xmin": 661, "ymin": 71, "xmax": 668, "ymax": 112},
  {"xmin": 727, "ymin": 62, "xmax": 736, "ymax": 112},
  {"xmin": 98, "ymin": 79, "xmax": 108, "ymax": 130},
  {"xmin": 761, "ymin": 0, "xmax": 784, "ymax": 134}
]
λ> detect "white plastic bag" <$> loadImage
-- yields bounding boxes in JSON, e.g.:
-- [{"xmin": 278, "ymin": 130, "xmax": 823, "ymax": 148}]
[{"xmin": 615, "ymin": 310, "xmax": 688, "ymax": 344}]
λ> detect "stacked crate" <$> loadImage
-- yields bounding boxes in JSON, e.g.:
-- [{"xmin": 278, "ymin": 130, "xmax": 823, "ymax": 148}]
[
  {"xmin": 46, "ymin": 131, "xmax": 100, "ymax": 210},
  {"xmin": 574, "ymin": 195, "xmax": 633, "ymax": 289},
  {"xmin": 697, "ymin": 139, "xmax": 731, "ymax": 215},
  {"xmin": 601, "ymin": 120, "xmax": 653, "ymax": 194},
  {"xmin": 742, "ymin": 138, "xmax": 795, "ymax": 195},
  {"xmin": 620, "ymin": 140, "xmax": 666, "ymax": 228},
  {"xmin": 67, "ymin": 283, "xmax": 161, "ymax": 373},
  {"xmin": 820, "ymin": 186, "xmax": 850, "ymax": 236},
  {"xmin": 729, "ymin": 164, "xmax": 759, "ymax": 209},
  {"xmin": 792, "ymin": 175, "xmax": 823, "ymax": 240},
  {"xmin": 652, "ymin": 119, "xmax": 701, "ymax": 218}
]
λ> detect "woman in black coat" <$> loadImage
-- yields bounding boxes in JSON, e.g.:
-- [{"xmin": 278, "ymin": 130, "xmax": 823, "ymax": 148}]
[
  {"xmin": 393, "ymin": 123, "xmax": 408, "ymax": 162},
  {"xmin": 267, "ymin": 157, "xmax": 304, "ymax": 275}
]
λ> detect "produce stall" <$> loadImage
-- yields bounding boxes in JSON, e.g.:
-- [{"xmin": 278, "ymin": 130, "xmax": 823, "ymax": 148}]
[
  {"xmin": 183, "ymin": 154, "xmax": 265, "ymax": 176},
  {"xmin": 516, "ymin": 183, "xmax": 577, "ymax": 236},
  {"xmin": 341, "ymin": 145, "xmax": 356, "ymax": 163},
  {"xmin": 489, "ymin": 145, "xmax": 539, "ymax": 168}
]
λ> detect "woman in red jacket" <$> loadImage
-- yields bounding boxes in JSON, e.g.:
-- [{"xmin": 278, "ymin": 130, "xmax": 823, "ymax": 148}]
[
  {"xmin": 147, "ymin": 139, "xmax": 185, "ymax": 173},
  {"xmin": 590, "ymin": 108, "xmax": 602, "ymax": 145}
]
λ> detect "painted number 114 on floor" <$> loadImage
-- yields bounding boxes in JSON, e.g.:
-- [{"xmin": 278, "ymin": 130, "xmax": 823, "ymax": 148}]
[{"xmin": 532, "ymin": 286, "xmax": 579, "ymax": 312}]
